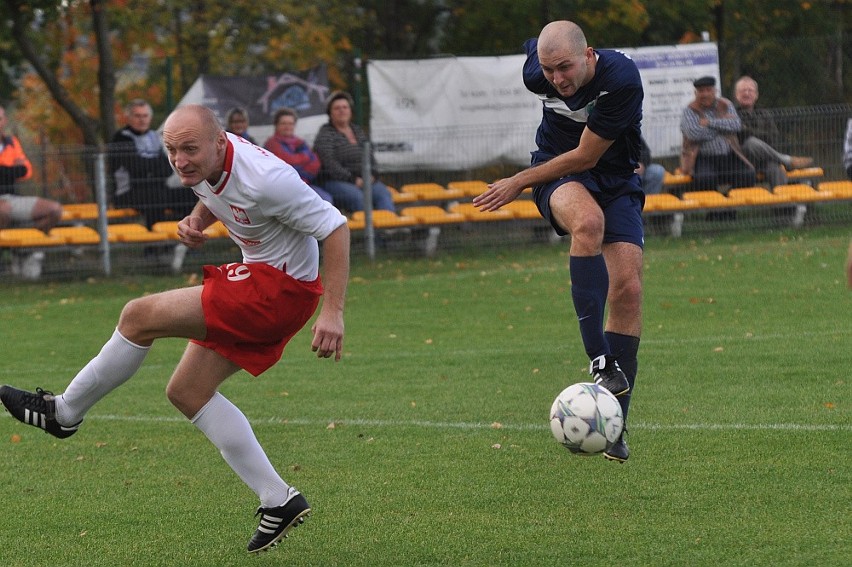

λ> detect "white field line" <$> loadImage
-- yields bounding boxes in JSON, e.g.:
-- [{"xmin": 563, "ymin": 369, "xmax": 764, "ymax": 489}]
[{"xmin": 2, "ymin": 412, "xmax": 844, "ymax": 433}]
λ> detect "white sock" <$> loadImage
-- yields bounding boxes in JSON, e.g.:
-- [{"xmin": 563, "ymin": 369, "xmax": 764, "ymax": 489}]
[
  {"xmin": 191, "ymin": 392, "xmax": 293, "ymax": 508},
  {"xmin": 55, "ymin": 329, "xmax": 150, "ymax": 425}
]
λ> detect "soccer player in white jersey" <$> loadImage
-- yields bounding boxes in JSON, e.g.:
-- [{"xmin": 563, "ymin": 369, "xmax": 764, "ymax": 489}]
[{"xmin": 0, "ymin": 104, "xmax": 350, "ymax": 554}]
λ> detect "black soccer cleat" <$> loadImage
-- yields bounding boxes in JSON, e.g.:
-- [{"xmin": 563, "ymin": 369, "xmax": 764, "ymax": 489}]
[
  {"xmin": 0, "ymin": 385, "xmax": 81, "ymax": 439},
  {"xmin": 603, "ymin": 429, "xmax": 629, "ymax": 463},
  {"xmin": 590, "ymin": 355, "xmax": 630, "ymax": 397},
  {"xmin": 247, "ymin": 493, "xmax": 311, "ymax": 553}
]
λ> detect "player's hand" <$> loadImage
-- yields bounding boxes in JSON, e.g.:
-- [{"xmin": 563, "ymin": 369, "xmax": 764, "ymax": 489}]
[
  {"xmin": 311, "ymin": 311, "xmax": 344, "ymax": 361},
  {"xmin": 472, "ymin": 177, "xmax": 525, "ymax": 211},
  {"xmin": 176, "ymin": 215, "xmax": 207, "ymax": 248}
]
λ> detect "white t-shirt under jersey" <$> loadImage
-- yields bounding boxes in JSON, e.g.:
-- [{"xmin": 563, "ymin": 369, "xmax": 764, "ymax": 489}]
[{"xmin": 190, "ymin": 133, "xmax": 347, "ymax": 281}]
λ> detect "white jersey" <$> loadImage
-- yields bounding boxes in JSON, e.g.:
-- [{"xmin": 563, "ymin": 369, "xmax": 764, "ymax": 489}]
[{"xmin": 191, "ymin": 133, "xmax": 346, "ymax": 281}]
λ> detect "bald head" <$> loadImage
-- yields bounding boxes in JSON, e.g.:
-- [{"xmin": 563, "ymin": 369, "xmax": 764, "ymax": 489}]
[
  {"xmin": 538, "ymin": 20, "xmax": 588, "ymax": 58},
  {"xmin": 536, "ymin": 21, "xmax": 594, "ymax": 97},
  {"xmin": 163, "ymin": 104, "xmax": 223, "ymax": 142},
  {"xmin": 162, "ymin": 104, "xmax": 228, "ymax": 187}
]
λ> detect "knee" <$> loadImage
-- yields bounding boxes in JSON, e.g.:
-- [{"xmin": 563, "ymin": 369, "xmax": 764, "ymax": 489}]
[
  {"xmin": 610, "ymin": 276, "xmax": 643, "ymax": 314},
  {"xmin": 567, "ymin": 215, "xmax": 604, "ymax": 247},
  {"xmin": 116, "ymin": 297, "xmax": 152, "ymax": 343}
]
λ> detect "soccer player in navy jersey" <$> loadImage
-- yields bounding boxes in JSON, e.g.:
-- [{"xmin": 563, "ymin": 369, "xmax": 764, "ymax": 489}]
[
  {"xmin": 1, "ymin": 105, "xmax": 350, "ymax": 552},
  {"xmin": 474, "ymin": 20, "xmax": 644, "ymax": 463}
]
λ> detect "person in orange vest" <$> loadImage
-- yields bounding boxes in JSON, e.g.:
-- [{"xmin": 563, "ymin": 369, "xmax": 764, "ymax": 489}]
[{"xmin": 0, "ymin": 104, "xmax": 63, "ymax": 279}]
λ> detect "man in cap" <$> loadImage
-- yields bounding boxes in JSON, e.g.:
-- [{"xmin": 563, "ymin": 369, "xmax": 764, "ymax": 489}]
[{"xmin": 680, "ymin": 76, "xmax": 756, "ymax": 191}]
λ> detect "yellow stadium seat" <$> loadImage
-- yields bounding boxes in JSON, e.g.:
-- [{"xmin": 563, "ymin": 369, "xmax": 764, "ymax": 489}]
[
  {"xmin": 817, "ymin": 181, "xmax": 852, "ymax": 199},
  {"xmin": 644, "ymin": 194, "xmax": 699, "ymax": 212},
  {"xmin": 773, "ymin": 184, "xmax": 833, "ymax": 202},
  {"xmin": 449, "ymin": 203, "xmax": 514, "ymax": 222},
  {"xmin": 783, "ymin": 166, "xmax": 823, "ymax": 182},
  {"xmin": 107, "ymin": 223, "xmax": 169, "ymax": 243},
  {"xmin": 49, "ymin": 226, "xmax": 101, "ymax": 245},
  {"xmin": 446, "ymin": 180, "xmax": 489, "ymax": 198},
  {"xmin": 663, "ymin": 171, "xmax": 693, "ymax": 187},
  {"xmin": 400, "ymin": 183, "xmax": 465, "ymax": 202},
  {"xmin": 387, "ymin": 186, "xmax": 419, "ymax": 204},
  {"xmin": 682, "ymin": 191, "xmax": 735, "ymax": 208},
  {"xmin": 60, "ymin": 203, "xmax": 139, "ymax": 222},
  {"xmin": 350, "ymin": 210, "xmax": 419, "ymax": 228},
  {"xmin": 726, "ymin": 187, "xmax": 791, "ymax": 205},
  {"xmin": 400, "ymin": 206, "xmax": 465, "ymax": 224},
  {"xmin": 0, "ymin": 228, "xmax": 66, "ymax": 247},
  {"xmin": 501, "ymin": 200, "xmax": 541, "ymax": 219}
]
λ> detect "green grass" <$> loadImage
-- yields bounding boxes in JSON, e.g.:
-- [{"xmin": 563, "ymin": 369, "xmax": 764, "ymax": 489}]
[{"xmin": 1, "ymin": 226, "xmax": 850, "ymax": 567}]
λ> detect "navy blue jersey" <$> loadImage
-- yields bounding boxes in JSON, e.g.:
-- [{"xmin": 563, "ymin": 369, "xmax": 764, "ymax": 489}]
[{"xmin": 523, "ymin": 38, "xmax": 643, "ymax": 176}]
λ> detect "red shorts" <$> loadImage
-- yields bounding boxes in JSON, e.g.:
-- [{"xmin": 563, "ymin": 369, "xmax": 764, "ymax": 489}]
[{"xmin": 191, "ymin": 262, "xmax": 323, "ymax": 376}]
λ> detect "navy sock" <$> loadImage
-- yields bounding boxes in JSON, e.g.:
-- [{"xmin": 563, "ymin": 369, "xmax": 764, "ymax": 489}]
[
  {"xmin": 569, "ymin": 255, "xmax": 610, "ymax": 359},
  {"xmin": 605, "ymin": 331, "xmax": 640, "ymax": 422}
]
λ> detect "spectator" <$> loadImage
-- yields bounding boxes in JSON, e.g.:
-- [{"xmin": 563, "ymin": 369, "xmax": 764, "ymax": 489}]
[
  {"xmin": 263, "ymin": 108, "xmax": 333, "ymax": 203},
  {"xmin": 110, "ymin": 99, "xmax": 194, "ymax": 270},
  {"xmin": 0, "ymin": 104, "xmax": 63, "ymax": 279},
  {"xmin": 110, "ymin": 99, "xmax": 196, "ymax": 227},
  {"xmin": 225, "ymin": 107, "xmax": 257, "ymax": 145},
  {"xmin": 680, "ymin": 76, "xmax": 756, "ymax": 192},
  {"xmin": 733, "ymin": 76, "xmax": 813, "ymax": 187},
  {"xmin": 844, "ymin": 118, "xmax": 852, "ymax": 181},
  {"xmin": 313, "ymin": 91, "xmax": 395, "ymax": 213},
  {"xmin": 637, "ymin": 136, "xmax": 665, "ymax": 195}
]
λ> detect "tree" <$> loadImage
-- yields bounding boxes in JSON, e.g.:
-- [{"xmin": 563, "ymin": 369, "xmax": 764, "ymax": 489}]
[{"xmin": 2, "ymin": 0, "xmax": 113, "ymax": 146}]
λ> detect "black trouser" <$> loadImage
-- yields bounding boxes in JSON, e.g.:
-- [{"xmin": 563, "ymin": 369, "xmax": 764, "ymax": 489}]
[{"xmin": 693, "ymin": 151, "xmax": 756, "ymax": 192}]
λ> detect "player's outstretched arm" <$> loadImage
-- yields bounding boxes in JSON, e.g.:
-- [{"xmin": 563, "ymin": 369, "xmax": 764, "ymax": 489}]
[
  {"xmin": 473, "ymin": 128, "xmax": 614, "ymax": 211},
  {"xmin": 312, "ymin": 223, "xmax": 350, "ymax": 361}
]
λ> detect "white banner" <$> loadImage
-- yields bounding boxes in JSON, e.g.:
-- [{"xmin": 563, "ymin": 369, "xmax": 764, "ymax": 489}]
[
  {"xmin": 367, "ymin": 43, "xmax": 719, "ymax": 170},
  {"xmin": 620, "ymin": 42, "xmax": 720, "ymax": 158},
  {"xmin": 368, "ymin": 55, "xmax": 540, "ymax": 171}
]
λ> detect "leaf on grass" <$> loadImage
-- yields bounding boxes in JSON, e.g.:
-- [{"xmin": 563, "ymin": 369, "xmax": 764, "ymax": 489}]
[
  {"xmin": 491, "ymin": 422, "xmax": 502, "ymax": 429},
  {"xmin": 491, "ymin": 443, "xmax": 502, "ymax": 449},
  {"xmin": 10, "ymin": 434, "xmax": 21, "ymax": 444},
  {"xmin": 326, "ymin": 421, "xmax": 337, "ymax": 429},
  {"xmin": 713, "ymin": 346, "xmax": 724, "ymax": 352},
  {"xmin": 823, "ymin": 402, "xmax": 835, "ymax": 409},
  {"xmin": 95, "ymin": 441, "xmax": 107, "ymax": 448}
]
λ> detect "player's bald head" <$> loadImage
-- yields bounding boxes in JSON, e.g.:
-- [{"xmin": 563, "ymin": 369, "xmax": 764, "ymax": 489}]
[
  {"xmin": 538, "ymin": 20, "xmax": 588, "ymax": 58},
  {"xmin": 163, "ymin": 104, "xmax": 223, "ymax": 141}
]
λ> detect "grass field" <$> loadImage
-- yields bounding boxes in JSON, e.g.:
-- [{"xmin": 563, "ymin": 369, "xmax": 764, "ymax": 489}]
[{"xmin": 1, "ymin": 226, "xmax": 850, "ymax": 567}]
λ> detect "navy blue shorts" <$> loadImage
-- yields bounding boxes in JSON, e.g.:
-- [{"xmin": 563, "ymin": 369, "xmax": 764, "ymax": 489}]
[{"xmin": 532, "ymin": 171, "xmax": 645, "ymax": 248}]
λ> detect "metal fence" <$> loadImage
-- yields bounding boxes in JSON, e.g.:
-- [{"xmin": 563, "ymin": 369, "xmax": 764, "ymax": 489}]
[{"xmin": 3, "ymin": 104, "xmax": 852, "ymax": 281}]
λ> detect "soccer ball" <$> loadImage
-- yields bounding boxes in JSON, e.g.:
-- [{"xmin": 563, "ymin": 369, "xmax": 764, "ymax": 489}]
[{"xmin": 549, "ymin": 382, "xmax": 624, "ymax": 455}]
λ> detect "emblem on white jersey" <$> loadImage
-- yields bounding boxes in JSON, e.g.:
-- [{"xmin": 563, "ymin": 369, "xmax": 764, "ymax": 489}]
[{"xmin": 230, "ymin": 205, "xmax": 251, "ymax": 225}]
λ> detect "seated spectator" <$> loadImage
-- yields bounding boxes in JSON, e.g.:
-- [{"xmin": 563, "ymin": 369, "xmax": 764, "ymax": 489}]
[
  {"xmin": 226, "ymin": 107, "xmax": 257, "ymax": 145},
  {"xmin": 844, "ymin": 118, "xmax": 852, "ymax": 181},
  {"xmin": 263, "ymin": 108, "xmax": 333, "ymax": 203},
  {"xmin": 637, "ymin": 136, "xmax": 666, "ymax": 195},
  {"xmin": 109, "ymin": 99, "xmax": 196, "ymax": 229},
  {"xmin": 313, "ymin": 91, "xmax": 395, "ymax": 213},
  {"xmin": 0, "ymin": 104, "xmax": 62, "ymax": 279},
  {"xmin": 680, "ymin": 76, "xmax": 756, "ymax": 192},
  {"xmin": 110, "ymin": 99, "xmax": 194, "ymax": 271},
  {"xmin": 734, "ymin": 76, "xmax": 813, "ymax": 187}
]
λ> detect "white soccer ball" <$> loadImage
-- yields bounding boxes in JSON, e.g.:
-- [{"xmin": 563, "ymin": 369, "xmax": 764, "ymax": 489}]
[{"xmin": 549, "ymin": 382, "xmax": 624, "ymax": 455}]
